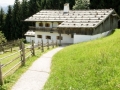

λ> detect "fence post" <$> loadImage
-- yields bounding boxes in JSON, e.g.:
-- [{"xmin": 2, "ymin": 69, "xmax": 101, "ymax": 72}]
[
  {"xmin": 56, "ymin": 40, "xmax": 58, "ymax": 47},
  {"xmin": 0, "ymin": 63, "xmax": 3, "ymax": 85},
  {"xmin": 38, "ymin": 41, "xmax": 40, "ymax": 49},
  {"xmin": 11, "ymin": 45, "xmax": 12, "ymax": 52},
  {"xmin": 20, "ymin": 42, "xmax": 25, "ymax": 66},
  {"xmin": 20, "ymin": 42, "xmax": 22, "ymax": 64},
  {"xmin": 47, "ymin": 39, "xmax": 49, "ymax": 50},
  {"xmin": 0, "ymin": 45, "xmax": 2, "ymax": 52},
  {"xmin": 32, "ymin": 40, "xmax": 35, "ymax": 56},
  {"xmin": 41, "ymin": 39, "xmax": 44, "ymax": 52},
  {"xmin": 1, "ymin": 45, "xmax": 4, "ymax": 52},
  {"xmin": 22, "ymin": 42, "xmax": 25, "ymax": 66}
]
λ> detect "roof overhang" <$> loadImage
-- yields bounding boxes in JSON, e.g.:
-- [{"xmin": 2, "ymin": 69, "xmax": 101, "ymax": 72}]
[{"xmin": 24, "ymin": 9, "xmax": 120, "ymax": 29}]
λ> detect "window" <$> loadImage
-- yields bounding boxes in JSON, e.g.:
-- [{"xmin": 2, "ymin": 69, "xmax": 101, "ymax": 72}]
[
  {"xmin": 37, "ymin": 35, "xmax": 42, "ymax": 38},
  {"xmin": 45, "ymin": 23, "xmax": 50, "ymax": 27},
  {"xmin": 46, "ymin": 36, "xmax": 51, "ymax": 39},
  {"xmin": 57, "ymin": 36, "xmax": 63, "ymax": 40},
  {"xmin": 39, "ymin": 23, "xmax": 43, "ymax": 27},
  {"xmin": 58, "ymin": 22, "xmax": 61, "ymax": 25}
]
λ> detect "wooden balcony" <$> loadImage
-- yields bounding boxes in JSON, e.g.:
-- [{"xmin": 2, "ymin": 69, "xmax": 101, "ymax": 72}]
[{"xmin": 29, "ymin": 26, "xmax": 58, "ymax": 32}]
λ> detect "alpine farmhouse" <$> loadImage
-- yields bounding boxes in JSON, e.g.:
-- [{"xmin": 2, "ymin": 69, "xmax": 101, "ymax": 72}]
[{"xmin": 24, "ymin": 3, "xmax": 119, "ymax": 45}]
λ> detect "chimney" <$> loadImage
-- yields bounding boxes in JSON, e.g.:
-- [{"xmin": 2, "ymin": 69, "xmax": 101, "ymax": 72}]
[{"xmin": 64, "ymin": 3, "xmax": 69, "ymax": 13}]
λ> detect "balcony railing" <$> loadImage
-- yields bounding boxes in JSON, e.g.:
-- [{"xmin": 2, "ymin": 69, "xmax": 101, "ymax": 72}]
[{"xmin": 29, "ymin": 26, "xmax": 58, "ymax": 32}]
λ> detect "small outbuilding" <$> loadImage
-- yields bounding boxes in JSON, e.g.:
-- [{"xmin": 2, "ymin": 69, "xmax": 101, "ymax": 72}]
[{"xmin": 24, "ymin": 30, "xmax": 35, "ymax": 43}]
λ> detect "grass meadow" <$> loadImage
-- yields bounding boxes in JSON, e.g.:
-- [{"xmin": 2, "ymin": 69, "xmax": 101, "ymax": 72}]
[{"xmin": 44, "ymin": 29, "xmax": 120, "ymax": 90}]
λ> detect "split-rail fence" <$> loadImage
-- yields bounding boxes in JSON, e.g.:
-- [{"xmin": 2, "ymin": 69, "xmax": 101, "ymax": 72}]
[{"xmin": 0, "ymin": 39, "xmax": 58, "ymax": 85}]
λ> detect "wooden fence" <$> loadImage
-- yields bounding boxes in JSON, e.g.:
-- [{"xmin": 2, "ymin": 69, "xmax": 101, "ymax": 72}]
[
  {"xmin": 0, "ymin": 39, "xmax": 21, "ymax": 53},
  {"xmin": 0, "ymin": 39, "xmax": 58, "ymax": 85}
]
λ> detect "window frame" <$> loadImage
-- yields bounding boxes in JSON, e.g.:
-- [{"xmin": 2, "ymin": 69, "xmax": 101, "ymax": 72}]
[
  {"xmin": 46, "ymin": 36, "xmax": 51, "ymax": 39},
  {"xmin": 45, "ymin": 23, "xmax": 50, "ymax": 27},
  {"xmin": 39, "ymin": 23, "xmax": 43, "ymax": 27},
  {"xmin": 57, "ymin": 36, "xmax": 63, "ymax": 40}
]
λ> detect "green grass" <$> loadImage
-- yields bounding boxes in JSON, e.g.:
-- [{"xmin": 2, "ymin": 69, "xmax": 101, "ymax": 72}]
[
  {"xmin": 0, "ymin": 45, "xmax": 54, "ymax": 90},
  {"xmin": 0, "ymin": 44, "xmax": 31, "ymax": 75},
  {"xmin": 44, "ymin": 29, "xmax": 120, "ymax": 90},
  {"xmin": 0, "ymin": 56, "xmax": 41, "ymax": 90},
  {"xmin": 0, "ymin": 43, "xmax": 29, "ymax": 58}
]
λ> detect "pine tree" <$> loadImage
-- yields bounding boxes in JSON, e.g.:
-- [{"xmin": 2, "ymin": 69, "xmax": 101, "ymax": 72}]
[
  {"xmin": 90, "ymin": 0, "xmax": 120, "ymax": 15},
  {"xmin": 41, "ymin": 0, "xmax": 75, "ymax": 10},
  {"xmin": 21, "ymin": 0, "xmax": 29, "ymax": 19},
  {"xmin": 28, "ymin": 0, "xmax": 41, "ymax": 16},
  {"xmin": 0, "ymin": 8, "xmax": 5, "ymax": 32},
  {"xmin": 3, "ymin": 6, "xmax": 13, "ymax": 40},
  {"xmin": 66, "ymin": 0, "xmax": 75, "ymax": 9},
  {"xmin": 12, "ymin": 0, "xmax": 21, "ymax": 39},
  {"xmin": 20, "ymin": 0, "xmax": 29, "ymax": 38},
  {"xmin": 90, "ymin": 0, "xmax": 101, "ymax": 9}
]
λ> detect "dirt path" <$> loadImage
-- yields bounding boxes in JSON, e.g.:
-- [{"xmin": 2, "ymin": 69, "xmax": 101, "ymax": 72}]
[{"xmin": 11, "ymin": 47, "xmax": 64, "ymax": 90}]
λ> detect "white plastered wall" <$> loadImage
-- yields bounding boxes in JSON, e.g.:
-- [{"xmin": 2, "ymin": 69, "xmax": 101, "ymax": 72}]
[
  {"xmin": 26, "ymin": 36, "xmax": 35, "ymax": 43},
  {"xmin": 74, "ymin": 30, "xmax": 111, "ymax": 43},
  {"xmin": 35, "ymin": 22, "xmax": 73, "ymax": 44},
  {"xmin": 35, "ymin": 32, "xmax": 73, "ymax": 44}
]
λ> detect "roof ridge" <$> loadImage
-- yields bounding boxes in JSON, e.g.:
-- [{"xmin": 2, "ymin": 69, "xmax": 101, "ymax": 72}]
[{"xmin": 41, "ymin": 9, "xmax": 113, "ymax": 11}]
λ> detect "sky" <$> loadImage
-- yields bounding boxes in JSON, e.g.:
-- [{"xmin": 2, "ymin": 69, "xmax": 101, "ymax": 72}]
[{"xmin": 0, "ymin": 0, "xmax": 22, "ymax": 7}]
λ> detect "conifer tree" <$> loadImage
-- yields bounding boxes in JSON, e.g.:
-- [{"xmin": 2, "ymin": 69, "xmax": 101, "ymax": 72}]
[
  {"xmin": 90, "ymin": 0, "xmax": 120, "ymax": 15},
  {"xmin": 20, "ymin": 0, "xmax": 29, "ymax": 38},
  {"xmin": 3, "ymin": 6, "xmax": 13, "ymax": 40},
  {"xmin": 12, "ymin": 0, "xmax": 21, "ymax": 39},
  {"xmin": 0, "ymin": 8, "xmax": 5, "ymax": 32},
  {"xmin": 41, "ymin": 0, "xmax": 75, "ymax": 10},
  {"xmin": 28, "ymin": 0, "xmax": 41, "ymax": 16}
]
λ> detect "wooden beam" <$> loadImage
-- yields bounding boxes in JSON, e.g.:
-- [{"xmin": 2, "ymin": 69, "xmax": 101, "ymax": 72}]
[{"xmin": 0, "ymin": 63, "xmax": 3, "ymax": 85}]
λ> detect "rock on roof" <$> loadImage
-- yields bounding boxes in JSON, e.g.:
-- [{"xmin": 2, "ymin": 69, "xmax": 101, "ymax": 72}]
[{"xmin": 25, "ymin": 9, "xmax": 116, "ymax": 28}]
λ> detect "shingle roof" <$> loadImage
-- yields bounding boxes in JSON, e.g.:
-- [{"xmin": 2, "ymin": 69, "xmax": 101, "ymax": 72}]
[
  {"xmin": 25, "ymin": 9, "xmax": 115, "ymax": 28},
  {"xmin": 24, "ymin": 30, "xmax": 35, "ymax": 36}
]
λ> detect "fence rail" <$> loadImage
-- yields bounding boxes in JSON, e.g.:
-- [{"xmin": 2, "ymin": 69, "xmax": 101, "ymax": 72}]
[
  {"xmin": 0, "ymin": 39, "xmax": 58, "ymax": 85},
  {"xmin": 0, "ymin": 39, "xmax": 21, "ymax": 52}
]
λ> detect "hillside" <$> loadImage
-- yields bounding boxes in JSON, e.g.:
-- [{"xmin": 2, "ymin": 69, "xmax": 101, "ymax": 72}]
[{"xmin": 44, "ymin": 29, "xmax": 120, "ymax": 90}]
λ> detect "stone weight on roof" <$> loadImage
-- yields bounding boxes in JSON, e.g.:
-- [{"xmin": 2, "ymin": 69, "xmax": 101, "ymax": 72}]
[{"xmin": 25, "ymin": 9, "xmax": 116, "ymax": 28}]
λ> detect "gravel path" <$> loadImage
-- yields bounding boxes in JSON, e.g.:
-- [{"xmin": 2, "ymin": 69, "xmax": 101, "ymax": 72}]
[{"xmin": 11, "ymin": 47, "xmax": 64, "ymax": 90}]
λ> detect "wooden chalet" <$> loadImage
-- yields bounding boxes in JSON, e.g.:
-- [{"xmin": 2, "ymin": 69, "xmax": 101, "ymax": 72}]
[{"xmin": 25, "ymin": 3, "xmax": 119, "ymax": 45}]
